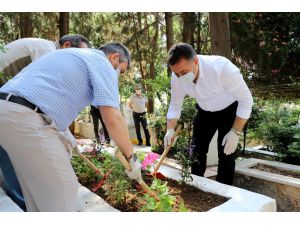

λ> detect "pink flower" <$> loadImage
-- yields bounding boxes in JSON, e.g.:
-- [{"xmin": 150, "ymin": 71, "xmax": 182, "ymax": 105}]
[
  {"xmin": 141, "ymin": 152, "xmax": 160, "ymax": 170},
  {"xmin": 84, "ymin": 147, "xmax": 93, "ymax": 153}
]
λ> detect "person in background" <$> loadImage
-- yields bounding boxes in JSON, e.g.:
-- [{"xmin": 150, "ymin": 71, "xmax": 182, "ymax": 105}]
[
  {"xmin": 0, "ymin": 35, "xmax": 90, "ymax": 86},
  {"xmin": 128, "ymin": 84, "xmax": 151, "ymax": 146},
  {"xmin": 90, "ymin": 105, "xmax": 111, "ymax": 146}
]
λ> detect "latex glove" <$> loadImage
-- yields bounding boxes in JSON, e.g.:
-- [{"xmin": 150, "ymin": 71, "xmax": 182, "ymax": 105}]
[
  {"xmin": 222, "ymin": 129, "xmax": 240, "ymax": 155},
  {"xmin": 125, "ymin": 154, "xmax": 142, "ymax": 183},
  {"xmin": 164, "ymin": 129, "xmax": 175, "ymax": 148},
  {"xmin": 58, "ymin": 129, "xmax": 77, "ymax": 158}
]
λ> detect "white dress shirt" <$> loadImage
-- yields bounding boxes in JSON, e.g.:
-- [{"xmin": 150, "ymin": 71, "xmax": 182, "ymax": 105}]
[
  {"xmin": 167, "ymin": 55, "xmax": 253, "ymax": 120},
  {"xmin": 0, "ymin": 38, "xmax": 57, "ymax": 77}
]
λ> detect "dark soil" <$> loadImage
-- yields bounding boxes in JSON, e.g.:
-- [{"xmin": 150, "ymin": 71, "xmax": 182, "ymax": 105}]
[
  {"xmin": 159, "ymin": 178, "xmax": 228, "ymax": 212},
  {"xmin": 79, "ymin": 176, "xmax": 228, "ymax": 212},
  {"xmin": 252, "ymin": 163, "xmax": 300, "ymax": 179}
]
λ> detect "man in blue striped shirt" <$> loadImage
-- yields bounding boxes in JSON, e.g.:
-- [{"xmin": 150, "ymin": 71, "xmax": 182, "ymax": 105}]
[
  {"xmin": 0, "ymin": 42, "xmax": 141, "ymax": 211},
  {"xmin": 0, "ymin": 34, "xmax": 90, "ymax": 211}
]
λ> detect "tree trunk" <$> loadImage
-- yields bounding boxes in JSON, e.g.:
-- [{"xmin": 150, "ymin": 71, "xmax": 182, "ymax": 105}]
[
  {"xmin": 20, "ymin": 13, "xmax": 33, "ymax": 38},
  {"xmin": 189, "ymin": 13, "xmax": 196, "ymax": 48},
  {"xmin": 196, "ymin": 13, "xmax": 202, "ymax": 54},
  {"xmin": 181, "ymin": 12, "xmax": 196, "ymax": 45},
  {"xmin": 58, "ymin": 12, "xmax": 69, "ymax": 37},
  {"xmin": 131, "ymin": 13, "xmax": 145, "ymax": 80},
  {"xmin": 147, "ymin": 14, "xmax": 160, "ymax": 114},
  {"xmin": 181, "ymin": 12, "xmax": 191, "ymax": 44},
  {"xmin": 165, "ymin": 12, "xmax": 174, "ymax": 76},
  {"xmin": 208, "ymin": 12, "xmax": 232, "ymax": 60}
]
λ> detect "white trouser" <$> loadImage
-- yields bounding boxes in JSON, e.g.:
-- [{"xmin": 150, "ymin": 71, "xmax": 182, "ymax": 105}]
[{"xmin": 0, "ymin": 100, "xmax": 78, "ymax": 211}]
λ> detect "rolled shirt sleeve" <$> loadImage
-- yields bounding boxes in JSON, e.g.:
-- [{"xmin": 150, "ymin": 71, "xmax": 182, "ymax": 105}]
[
  {"xmin": 219, "ymin": 60, "xmax": 253, "ymax": 119},
  {"xmin": 167, "ymin": 74, "xmax": 186, "ymax": 120}
]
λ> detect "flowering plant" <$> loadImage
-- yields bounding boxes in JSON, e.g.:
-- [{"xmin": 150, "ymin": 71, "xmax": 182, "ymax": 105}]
[{"xmin": 141, "ymin": 152, "xmax": 160, "ymax": 170}]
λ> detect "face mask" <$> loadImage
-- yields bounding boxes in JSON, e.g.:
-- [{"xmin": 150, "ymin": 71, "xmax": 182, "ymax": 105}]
[
  {"xmin": 179, "ymin": 71, "xmax": 195, "ymax": 85},
  {"xmin": 115, "ymin": 68, "xmax": 121, "ymax": 76},
  {"xmin": 136, "ymin": 90, "xmax": 142, "ymax": 95}
]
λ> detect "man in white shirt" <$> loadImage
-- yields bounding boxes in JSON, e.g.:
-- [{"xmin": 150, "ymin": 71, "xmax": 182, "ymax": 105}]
[
  {"xmin": 0, "ymin": 35, "xmax": 90, "ymax": 86},
  {"xmin": 164, "ymin": 43, "xmax": 253, "ymax": 185},
  {"xmin": 128, "ymin": 84, "xmax": 151, "ymax": 146}
]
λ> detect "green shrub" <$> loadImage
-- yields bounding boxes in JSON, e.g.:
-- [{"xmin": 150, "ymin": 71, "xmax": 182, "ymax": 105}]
[{"xmin": 248, "ymin": 99, "xmax": 300, "ymax": 164}]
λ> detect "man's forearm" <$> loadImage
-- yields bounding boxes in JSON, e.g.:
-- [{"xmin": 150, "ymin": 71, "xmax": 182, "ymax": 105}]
[
  {"xmin": 167, "ymin": 118, "xmax": 178, "ymax": 130},
  {"xmin": 232, "ymin": 116, "xmax": 247, "ymax": 132},
  {"xmin": 100, "ymin": 106, "xmax": 133, "ymax": 159}
]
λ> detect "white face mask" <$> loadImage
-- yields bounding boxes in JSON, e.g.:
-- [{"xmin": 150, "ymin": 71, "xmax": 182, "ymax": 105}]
[
  {"xmin": 115, "ymin": 68, "xmax": 121, "ymax": 76},
  {"xmin": 136, "ymin": 90, "xmax": 142, "ymax": 95},
  {"xmin": 179, "ymin": 71, "xmax": 195, "ymax": 85}
]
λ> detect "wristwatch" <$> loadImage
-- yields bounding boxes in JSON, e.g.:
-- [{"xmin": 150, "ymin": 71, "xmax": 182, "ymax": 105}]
[
  {"xmin": 231, "ymin": 128, "xmax": 242, "ymax": 136},
  {"xmin": 126, "ymin": 153, "xmax": 137, "ymax": 162}
]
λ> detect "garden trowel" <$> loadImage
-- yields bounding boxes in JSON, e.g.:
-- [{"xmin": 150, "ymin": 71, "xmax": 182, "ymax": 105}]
[
  {"xmin": 115, "ymin": 149, "xmax": 160, "ymax": 201},
  {"xmin": 151, "ymin": 124, "xmax": 182, "ymax": 180}
]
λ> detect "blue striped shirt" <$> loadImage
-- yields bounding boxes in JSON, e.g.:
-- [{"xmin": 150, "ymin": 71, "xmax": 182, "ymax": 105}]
[{"xmin": 0, "ymin": 48, "xmax": 120, "ymax": 131}]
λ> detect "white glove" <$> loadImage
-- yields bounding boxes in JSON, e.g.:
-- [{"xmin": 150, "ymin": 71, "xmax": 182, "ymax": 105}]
[
  {"xmin": 58, "ymin": 129, "xmax": 77, "ymax": 158},
  {"xmin": 222, "ymin": 129, "xmax": 240, "ymax": 155},
  {"xmin": 125, "ymin": 154, "xmax": 142, "ymax": 183},
  {"xmin": 164, "ymin": 129, "xmax": 175, "ymax": 148}
]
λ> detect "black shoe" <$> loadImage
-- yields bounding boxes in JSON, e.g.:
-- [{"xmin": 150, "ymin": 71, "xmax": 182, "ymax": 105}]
[
  {"xmin": 146, "ymin": 142, "xmax": 151, "ymax": 147},
  {"xmin": 137, "ymin": 142, "xmax": 143, "ymax": 146}
]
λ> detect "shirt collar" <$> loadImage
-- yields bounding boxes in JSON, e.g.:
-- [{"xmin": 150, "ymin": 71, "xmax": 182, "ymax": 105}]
[
  {"xmin": 135, "ymin": 93, "xmax": 143, "ymax": 98},
  {"xmin": 197, "ymin": 55, "xmax": 204, "ymax": 79}
]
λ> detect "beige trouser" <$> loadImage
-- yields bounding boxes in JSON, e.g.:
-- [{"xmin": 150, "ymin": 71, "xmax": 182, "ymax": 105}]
[{"xmin": 0, "ymin": 99, "xmax": 78, "ymax": 211}]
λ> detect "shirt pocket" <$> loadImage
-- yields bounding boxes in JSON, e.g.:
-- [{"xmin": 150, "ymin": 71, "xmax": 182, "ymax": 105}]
[{"xmin": 196, "ymin": 85, "xmax": 224, "ymax": 100}]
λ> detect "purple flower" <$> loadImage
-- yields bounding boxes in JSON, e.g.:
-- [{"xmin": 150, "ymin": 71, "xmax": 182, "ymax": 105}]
[{"xmin": 187, "ymin": 145, "xmax": 195, "ymax": 156}]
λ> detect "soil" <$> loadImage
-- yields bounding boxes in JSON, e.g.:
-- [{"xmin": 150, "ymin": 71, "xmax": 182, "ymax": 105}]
[
  {"xmin": 155, "ymin": 178, "xmax": 228, "ymax": 212},
  {"xmin": 252, "ymin": 163, "xmax": 300, "ymax": 179},
  {"xmin": 79, "ymin": 175, "xmax": 228, "ymax": 212}
]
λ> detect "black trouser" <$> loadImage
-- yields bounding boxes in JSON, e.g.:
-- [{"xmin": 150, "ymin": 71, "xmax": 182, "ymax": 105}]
[
  {"xmin": 191, "ymin": 101, "xmax": 238, "ymax": 185},
  {"xmin": 90, "ymin": 106, "xmax": 110, "ymax": 143},
  {"xmin": 133, "ymin": 112, "xmax": 150, "ymax": 144}
]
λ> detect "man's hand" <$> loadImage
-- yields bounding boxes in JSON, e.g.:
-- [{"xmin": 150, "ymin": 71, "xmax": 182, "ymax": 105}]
[
  {"xmin": 125, "ymin": 154, "xmax": 142, "ymax": 183},
  {"xmin": 222, "ymin": 129, "xmax": 240, "ymax": 155},
  {"xmin": 164, "ymin": 129, "xmax": 175, "ymax": 148}
]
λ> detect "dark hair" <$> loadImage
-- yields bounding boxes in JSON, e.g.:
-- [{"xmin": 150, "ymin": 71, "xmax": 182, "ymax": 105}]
[
  {"xmin": 98, "ymin": 42, "xmax": 131, "ymax": 69},
  {"xmin": 58, "ymin": 34, "xmax": 90, "ymax": 48},
  {"xmin": 167, "ymin": 43, "xmax": 197, "ymax": 66}
]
